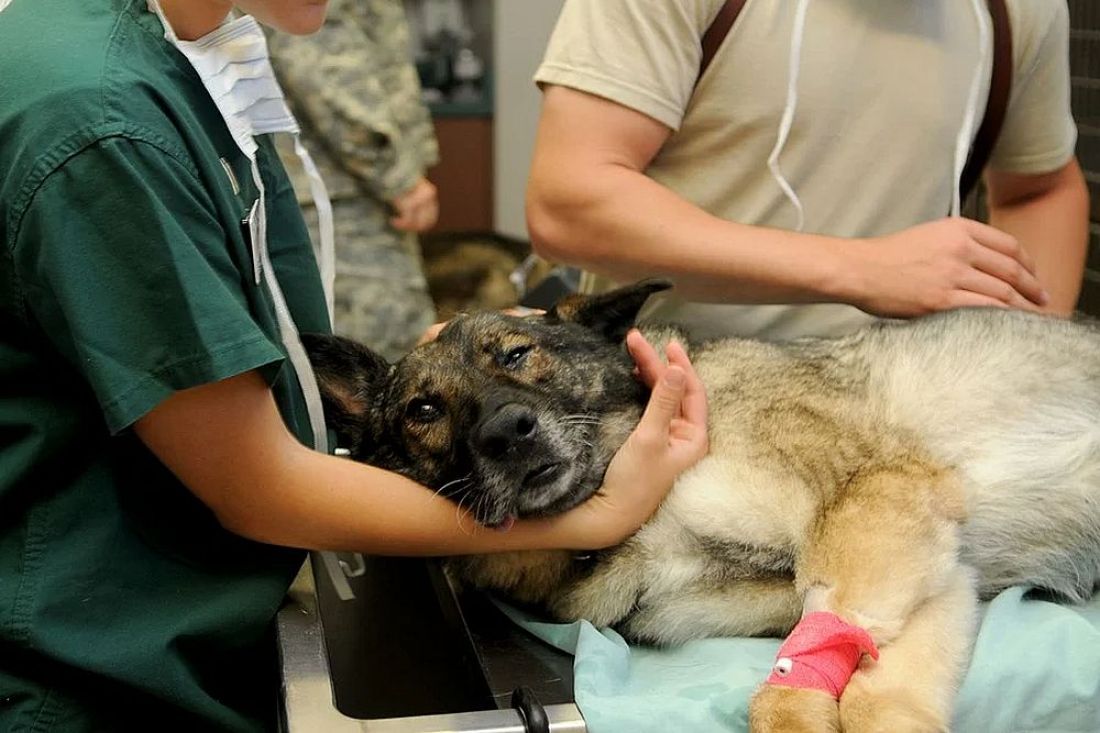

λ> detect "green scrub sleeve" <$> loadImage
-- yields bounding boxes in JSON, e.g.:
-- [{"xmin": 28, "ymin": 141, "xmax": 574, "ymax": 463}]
[{"xmin": 10, "ymin": 134, "xmax": 285, "ymax": 434}]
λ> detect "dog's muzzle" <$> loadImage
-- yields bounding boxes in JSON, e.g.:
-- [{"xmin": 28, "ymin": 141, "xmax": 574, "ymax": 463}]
[
  {"xmin": 474, "ymin": 403, "xmax": 567, "ymax": 490},
  {"xmin": 474, "ymin": 402, "xmax": 539, "ymax": 459}
]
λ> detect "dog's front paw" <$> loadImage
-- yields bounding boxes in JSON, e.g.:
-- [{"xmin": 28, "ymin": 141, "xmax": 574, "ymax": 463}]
[
  {"xmin": 838, "ymin": 676, "xmax": 947, "ymax": 733},
  {"xmin": 748, "ymin": 683, "xmax": 840, "ymax": 733}
]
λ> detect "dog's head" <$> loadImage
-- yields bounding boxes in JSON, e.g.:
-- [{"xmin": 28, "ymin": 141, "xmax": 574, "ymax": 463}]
[{"xmin": 304, "ymin": 280, "xmax": 671, "ymax": 528}]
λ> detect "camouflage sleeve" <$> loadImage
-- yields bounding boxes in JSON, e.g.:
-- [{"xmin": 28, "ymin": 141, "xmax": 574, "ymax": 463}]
[
  {"xmin": 268, "ymin": 0, "xmax": 439, "ymax": 201},
  {"xmin": 364, "ymin": 0, "xmax": 440, "ymax": 173}
]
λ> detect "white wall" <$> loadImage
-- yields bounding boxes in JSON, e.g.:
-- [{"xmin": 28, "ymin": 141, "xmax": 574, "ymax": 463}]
[{"xmin": 492, "ymin": 0, "xmax": 564, "ymax": 240}]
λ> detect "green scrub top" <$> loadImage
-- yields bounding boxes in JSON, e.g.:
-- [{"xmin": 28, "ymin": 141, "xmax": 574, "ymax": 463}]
[{"xmin": 0, "ymin": 1, "xmax": 332, "ymax": 730}]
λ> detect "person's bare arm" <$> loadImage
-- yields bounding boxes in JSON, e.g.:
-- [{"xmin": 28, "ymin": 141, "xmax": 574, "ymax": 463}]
[
  {"xmin": 526, "ymin": 85, "xmax": 1048, "ymax": 316},
  {"xmin": 133, "ymin": 334, "xmax": 706, "ymax": 556},
  {"xmin": 985, "ymin": 158, "xmax": 1089, "ymax": 315}
]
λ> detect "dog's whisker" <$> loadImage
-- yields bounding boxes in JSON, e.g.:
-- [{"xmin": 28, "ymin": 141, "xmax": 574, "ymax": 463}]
[
  {"xmin": 471, "ymin": 492, "xmax": 487, "ymax": 522},
  {"xmin": 474, "ymin": 493, "xmax": 502, "ymax": 532},
  {"xmin": 434, "ymin": 473, "xmax": 473, "ymax": 498},
  {"xmin": 440, "ymin": 485, "xmax": 472, "ymax": 502},
  {"xmin": 561, "ymin": 416, "xmax": 603, "ymax": 426},
  {"xmin": 436, "ymin": 485, "xmax": 466, "ymax": 500},
  {"xmin": 454, "ymin": 492, "xmax": 477, "ymax": 536}
]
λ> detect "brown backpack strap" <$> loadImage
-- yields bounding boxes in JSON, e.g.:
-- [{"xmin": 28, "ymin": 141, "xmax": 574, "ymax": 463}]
[
  {"xmin": 698, "ymin": 0, "xmax": 748, "ymax": 85},
  {"xmin": 960, "ymin": 0, "xmax": 1013, "ymax": 201}
]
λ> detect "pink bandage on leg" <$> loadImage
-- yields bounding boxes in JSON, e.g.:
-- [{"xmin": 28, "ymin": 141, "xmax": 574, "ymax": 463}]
[{"xmin": 765, "ymin": 611, "xmax": 880, "ymax": 699}]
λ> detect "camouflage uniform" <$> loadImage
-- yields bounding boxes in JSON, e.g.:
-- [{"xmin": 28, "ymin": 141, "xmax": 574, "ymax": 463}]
[{"xmin": 269, "ymin": 0, "xmax": 439, "ymax": 361}]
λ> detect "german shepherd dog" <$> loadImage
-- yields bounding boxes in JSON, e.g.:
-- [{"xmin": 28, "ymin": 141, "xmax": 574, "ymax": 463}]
[{"xmin": 304, "ymin": 281, "xmax": 1100, "ymax": 732}]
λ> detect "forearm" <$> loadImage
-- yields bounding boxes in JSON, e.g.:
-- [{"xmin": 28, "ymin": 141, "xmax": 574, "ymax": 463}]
[
  {"xmin": 527, "ymin": 162, "xmax": 851, "ymax": 305},
  {"xmin": 137, "ymin": 373, "xmax": 585, "ymax": 556},
  {"xmin": 236, "ymin": 441, "xmax": 586, "ymax": 556},
  {"xmin": 527, "ymin": 84, "xmax": 1049, "ymax": 318},
  {"xmin": 987, "ymin": 160, "xmax": 1089, "ymax": 315},
  {"xmin": 136, "ymin": 366, "xmax": 705, "ymax": 557}
]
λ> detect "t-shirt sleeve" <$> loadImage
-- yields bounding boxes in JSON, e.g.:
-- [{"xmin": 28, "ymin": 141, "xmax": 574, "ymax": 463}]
[
  {"xmin": 11, "ymin": 135, "xmax": 285, "ymax": 433},
  {"xmin": 534, "ymin": 0, "xmax": 724, "ymax": 131},
  {"xmin": 988, "ymin": 0, "xmax": 1078, "ymax": 174}
]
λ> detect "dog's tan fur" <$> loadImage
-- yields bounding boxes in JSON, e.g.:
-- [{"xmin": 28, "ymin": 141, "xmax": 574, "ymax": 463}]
[{"xmin": 307, "ymin": 282, "xmax": 1100, "ymax": 732}]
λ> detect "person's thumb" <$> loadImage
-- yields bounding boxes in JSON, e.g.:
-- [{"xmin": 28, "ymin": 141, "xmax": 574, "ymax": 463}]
[{"xmin": 637, "ymin": 365, "xmax": 686, "ymax": 434}]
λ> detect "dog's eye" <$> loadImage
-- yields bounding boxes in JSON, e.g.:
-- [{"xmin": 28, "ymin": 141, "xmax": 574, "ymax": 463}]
[
  {"xmin": 501, "ymin": 345, "xmax": 532, "ymax": 370},
  {"xmin": 405, "ymin": 398, "xmax": 444, "ymax": 424}
]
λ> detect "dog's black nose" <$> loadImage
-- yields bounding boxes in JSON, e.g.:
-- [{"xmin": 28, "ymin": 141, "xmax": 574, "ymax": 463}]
[{"xmin": 475, "ymin": 403, "xmax": 538, "ymax": 459}]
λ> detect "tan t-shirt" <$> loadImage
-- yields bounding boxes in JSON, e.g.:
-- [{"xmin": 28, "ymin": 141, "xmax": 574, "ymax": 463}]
[{"xmin": 535, "ymin": 0, "xmax": 1078, "ymax": 340}]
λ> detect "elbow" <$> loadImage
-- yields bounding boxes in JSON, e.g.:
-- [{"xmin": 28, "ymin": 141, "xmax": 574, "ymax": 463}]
[
  {"xmin": 988, "ymin": 158, "xmax": 1088, "ymax": 210},
  {"xmin": 206, "ymin": 448, "xmax": 316, "ymax": 549},
  {"xmin": 1064, "ymin": 162, "xmax": 1090, "ymax": 211},
  {"xmin": 526, "ymin": 193, "xmax": 572, "ymax": 263},
  {"xmin": 526, "ymin": 173, "xmax": 599, "ymax": 265},
  {"xmin": 213, "ymin": 503, "xmax": 278, "ymax": 546},
  {"xmin": 207, "ymin": 474, "xmax": 298, "ymax": 547}
]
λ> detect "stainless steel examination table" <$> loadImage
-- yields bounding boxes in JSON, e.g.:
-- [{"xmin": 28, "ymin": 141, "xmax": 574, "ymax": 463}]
[{"xmin": 276, "ymin": 553, "xmax": 588, "ymax": 733}]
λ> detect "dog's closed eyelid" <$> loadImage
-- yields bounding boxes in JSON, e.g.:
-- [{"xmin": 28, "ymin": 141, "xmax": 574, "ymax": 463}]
[{"xmin": 498, "ymin": 344, "xmax": 533, "ymax": 370}]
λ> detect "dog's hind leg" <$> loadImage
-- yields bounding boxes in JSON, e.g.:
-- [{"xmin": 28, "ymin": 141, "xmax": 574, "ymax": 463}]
[{"xmin": 749, "ymin": 461, "xmax": 972, "ymax": 733}]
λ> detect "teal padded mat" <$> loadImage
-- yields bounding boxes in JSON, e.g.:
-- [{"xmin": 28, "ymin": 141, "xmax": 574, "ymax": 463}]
[{"xmin": 502, "ymin": 587, "xmax": 1100, "ymax": 732}]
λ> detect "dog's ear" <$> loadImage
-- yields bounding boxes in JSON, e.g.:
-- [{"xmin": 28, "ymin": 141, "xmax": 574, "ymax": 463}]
[
  {"xmin": 301, "ymin": 333, "xmax": 390, "ymax": 451},
  {"xmin": 546, "ymin": 279, "xmax": 672, "ymax": 342}
]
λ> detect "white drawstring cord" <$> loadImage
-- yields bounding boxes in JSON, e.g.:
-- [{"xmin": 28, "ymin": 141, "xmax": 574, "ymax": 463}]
[
  {"xmin": 952, "ymin": 0, "xmax": 993, "ymax": 217},
  {"xmin": 767, "ymin": 0, "xmax": 811, "ymax": 233}
]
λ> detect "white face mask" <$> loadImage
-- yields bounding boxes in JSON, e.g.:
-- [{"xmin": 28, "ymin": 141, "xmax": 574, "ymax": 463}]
[{"xmin": 153, "ymin": 11, "xmax": 298, "ymax": 155}]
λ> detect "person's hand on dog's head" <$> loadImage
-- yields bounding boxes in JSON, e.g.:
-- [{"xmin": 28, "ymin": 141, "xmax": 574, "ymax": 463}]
[
  {"xmin": 555, "ymin": 330, "xmax": 709, "ymax": 549},
  {"xmin": 417, "ymin": 307, "xmax": 545, "ymax": 346},
  {"xmin": 418, "ymin": 320, "xmax": 447, "ymax": 345}
]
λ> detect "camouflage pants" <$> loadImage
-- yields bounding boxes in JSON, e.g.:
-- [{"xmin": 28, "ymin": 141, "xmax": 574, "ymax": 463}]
[{"xmin": 301, "ymin": 197, "xmax": 436, "ymax": 361}]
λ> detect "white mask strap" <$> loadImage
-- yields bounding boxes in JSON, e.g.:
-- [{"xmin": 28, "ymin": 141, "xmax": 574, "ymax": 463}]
[
  {"xmin": 293, "ymin": 137, "xmax": 336, "ymax": 326},
  {"xmin": 244, "ymin": 161, "xmax": 329, "ymax": 458},
  {"xmin": 146, "ymin": 0, "xmax": 180, "ymax": 43}
]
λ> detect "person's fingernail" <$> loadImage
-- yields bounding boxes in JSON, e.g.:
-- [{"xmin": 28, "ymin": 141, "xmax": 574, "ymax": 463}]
[
  {"xmin": 664, "ymin": 369, "xmax": 685, "ymax": 388},
  {"xmin": 1040, "ymin": 290, "xmax": 1050, "ymax": 305}
]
